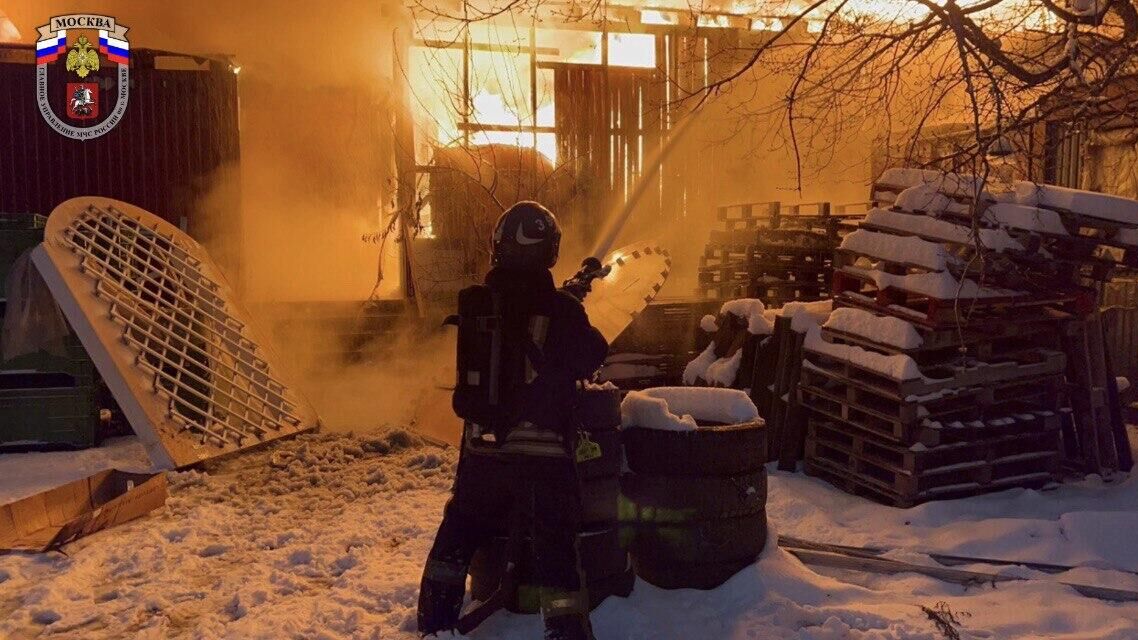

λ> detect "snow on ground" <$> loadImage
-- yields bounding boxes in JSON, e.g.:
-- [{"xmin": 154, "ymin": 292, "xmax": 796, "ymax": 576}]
[{"xmin": 2, "ymin": 428, "xmax": 1138, "ymax": 639}]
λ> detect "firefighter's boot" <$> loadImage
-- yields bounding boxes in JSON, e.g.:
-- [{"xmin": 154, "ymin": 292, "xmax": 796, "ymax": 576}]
[
  {"xmin": 417, "ymin": 559, "xmax": 467, "ymax": 637},
  {"xmin": 541, "ymin": 589, "xmax": 594, "ymax": 640}
]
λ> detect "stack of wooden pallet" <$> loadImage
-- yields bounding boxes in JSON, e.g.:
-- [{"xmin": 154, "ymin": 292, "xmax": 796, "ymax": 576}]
[
  {"xmin": 800, "ymin": 307, "xmax": 1068, "ymax": 507},
  {"xmin": 801, "ymin": 168, "xmax": 1138, "ymax": 505},
  {"xmin": 698, "ymin": 202, "xmax": 864, "ymax": 304}
]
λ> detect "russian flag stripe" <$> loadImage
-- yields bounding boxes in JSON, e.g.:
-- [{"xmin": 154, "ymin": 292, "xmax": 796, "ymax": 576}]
[
  {"xmin": 36, "ymin": 34, "xmax": 66, "ymax": 51},
  {"xmin": 99, "ymin": 42, "xmax": 130, "ymax": 57},
  {"xmin": 101, "ymin": 35, "xmax": 129, "ymax": 50}
]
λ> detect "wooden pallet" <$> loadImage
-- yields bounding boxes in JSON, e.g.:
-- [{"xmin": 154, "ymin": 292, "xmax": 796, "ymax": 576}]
[
  {"xmin": 807, "ymin": 420, "xmax": 1061, "ymax": 475},
  {"xmin": 804, "ymin": 453, "xmax": 1058, "ymax": 508},
  {"xmin": 798, "ymin": 374, "xmax": 1063, "ymax": 444},
  {"xmin": 1061, "ymin": 314, "xmax": 1133, "ymax": 475},
  {"xmin": 801, "ymin": 346, "xmax": 1066, "ymax": 401},
  {"xmin": 803, "ymin": 391, "xmax": 1061, "ymax": 448},
  {"xmin": 819, "ymin": 312, "xmax": 1061, "ymax": 366},
  {"xmin": 832, "ymin": 269, "xmax": 1082, "ymax": 329},
  {"xmin": 706, "ymin": 229, "xmax": 837, "ymax": 251},
  {"xmin": 697, "ymin": 281, "xmax": 831, "ymax": 305}
]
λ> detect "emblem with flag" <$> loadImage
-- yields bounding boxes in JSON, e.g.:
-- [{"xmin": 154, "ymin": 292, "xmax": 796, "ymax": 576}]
[{"xmin": 34, "ymin": 14, "xmax": 131, "ymax": 140}]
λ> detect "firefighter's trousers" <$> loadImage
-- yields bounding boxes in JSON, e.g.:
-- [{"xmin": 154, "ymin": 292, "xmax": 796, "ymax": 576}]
[{"xmin": 422, "ymin": 432, "xmax": 587, "ymax": 616}]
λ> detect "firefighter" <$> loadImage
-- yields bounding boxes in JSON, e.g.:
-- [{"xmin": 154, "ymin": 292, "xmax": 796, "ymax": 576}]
[{"xmin": 417, "ymin": 201, "xmax": 608, "ymax": 640}]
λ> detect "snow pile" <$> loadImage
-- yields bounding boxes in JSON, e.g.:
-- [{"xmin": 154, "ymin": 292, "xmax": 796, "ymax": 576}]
[
  {"xmin": 893, "ymin": 183, "xmax": 969, "ymax": 215},
  {"xmin": 876, "ymin": 167, "xmax": 987, "ymax": 199},
  {"xmin": 703, "ymin": 350, "xmax": 743, "ymax": 387},
  {"xmin": 1015, "ymin": 180, "xmax": 1138, "ymax": 225},
  {"xmin": 686, "ymin": 300, "xmax": 832, "ymax": 386},
  {"xmin": 865, "ymin": 208, "xmax": 1024, "ymax": 252},
  {"xmin": 805, "ymin": 325, "xmax": 923, "ymax": 381},
  {"xmin": 622, "ymin": 387, "xmax": 760, "ymax": 430},
  {"xmin": 840, "ymin": 229, "xmax": 952, "ymax": 272},
  {"xmin": 682, "ymin": 343, "xmax": 743, "ymax": 387},
  {"xmin": 822, "ymin": 308, "xmax": 923, "ymax": 350},
  {"xmin": 842, "ymin": 265, "xmax": 1022, "ymax": 300},
  {"xmin": 776, "ymin": 300, "xmax": 833, "ymax": 333},
  {"xmin": 621, "ymin": 389, "xmax": 698, "ymax": 431},
  {"xmin": 984, "ymin": 202, "xmax": 1069, "ymax": 236},
  {"xmin": 683, "ymin": 344, "xmax": 718, "ymax": 386},
  {"xmin": 720, "ymin": 298, "xmax": 773, "ymax": 335}
]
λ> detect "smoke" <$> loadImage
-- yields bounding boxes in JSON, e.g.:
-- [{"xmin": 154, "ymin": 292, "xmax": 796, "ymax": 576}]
[{"xmin": 282, "ymin": 317, "xmax": 459, "ymax": 438}]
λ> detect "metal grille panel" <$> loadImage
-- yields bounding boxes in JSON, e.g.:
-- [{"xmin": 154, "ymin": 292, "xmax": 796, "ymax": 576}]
[{"xmin": 34, "ymin": 198, "xmax": 318, "ymax": 468}]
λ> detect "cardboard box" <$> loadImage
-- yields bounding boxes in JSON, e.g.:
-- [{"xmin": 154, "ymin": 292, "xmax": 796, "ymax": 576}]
[{"xmin": 0, "ymin": 469, "xmax": 167, "ymax": 552}]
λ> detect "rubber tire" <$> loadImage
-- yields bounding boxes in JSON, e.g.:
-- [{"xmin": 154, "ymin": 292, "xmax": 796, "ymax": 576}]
[
  {"xmin": 576, "ymin": 429, "xmax": 622, "ymax": 481},
  {"xmin": 626, "ymin": 511, "xmax": 767, "ymax": 567},
  {"xmin": 581, "ymin": 476, "xmax": 620, "ymax": 526},
  {"xmin": 623, "ymin": 421, "xmax": 766, "ymax": 477},
  {"xmin": 632, "ymin": 555, "xmax": 756, "ymax": 591},
  {"xmin": 577, "ymin": 388, "xmax": 623, "ymax": 431},
  {"xmin": 620, "ymin": 469, "xmax": 767, "ymax": 523}
]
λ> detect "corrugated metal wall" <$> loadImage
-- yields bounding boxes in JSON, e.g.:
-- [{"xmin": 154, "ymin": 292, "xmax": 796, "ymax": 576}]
[{"xmin": 0, "ymin": 45, "xmax": 240, "ymax": 231}]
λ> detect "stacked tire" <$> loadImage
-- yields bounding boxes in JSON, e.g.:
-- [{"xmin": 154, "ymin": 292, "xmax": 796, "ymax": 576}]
[
  {"xmin": 469, "ymin": 387, "xmax": 634, "ymax": 612},
  {"xmin": 621, "ymin": 410, "xmax": 768, "ymax": 590}
]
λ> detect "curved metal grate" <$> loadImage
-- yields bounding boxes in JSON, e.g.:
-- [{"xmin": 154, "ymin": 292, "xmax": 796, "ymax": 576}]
[{"xmin": 35, "ymin": 198, "xmax": 318, "ymax": 467}]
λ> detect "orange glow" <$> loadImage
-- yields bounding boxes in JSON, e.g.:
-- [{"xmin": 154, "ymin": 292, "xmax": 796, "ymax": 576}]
[
  {"xmin": 608, "ymin": 33, "xmax": 657, "ymax": 68},
  {"xmin": 697, "ymin": 14, "xmax": 732, "ymax": 28},
  {"xmin": 751, "ymin": 17, "xmax": 785, "ymax": 32},
  {"xmin": 640, "ymin": 9, "xmax": 680, "ymax": 25}
]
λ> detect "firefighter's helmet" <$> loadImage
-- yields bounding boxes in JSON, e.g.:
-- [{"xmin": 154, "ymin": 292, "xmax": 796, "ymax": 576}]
[{"xmin": 491, "ymin": 201, "xmax": 562, "ymax": 269}]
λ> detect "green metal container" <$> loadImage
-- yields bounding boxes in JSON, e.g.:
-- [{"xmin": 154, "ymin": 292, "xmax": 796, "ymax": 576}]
[
  {"xmin": 0, "ymin": 213, "xmax": 46, "ymax": 300},
  {"xmin": 0, "ymin": 371, "xmax": 98, "ymax": 449},
  {"xmin": 0, "ymin": 214, "xmax": 99, "ymax": 450}
]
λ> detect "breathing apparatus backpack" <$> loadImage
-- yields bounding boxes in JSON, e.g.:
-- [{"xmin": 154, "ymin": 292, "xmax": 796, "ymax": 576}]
[{"xmin": 450, "ymin": 284, "xmax": 550, "ymax": 440}]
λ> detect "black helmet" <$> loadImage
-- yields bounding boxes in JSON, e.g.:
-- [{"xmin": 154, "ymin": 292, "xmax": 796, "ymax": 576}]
[{"xmin": 490, "ymin": 201, "xmax": 561, "ymax": 269}]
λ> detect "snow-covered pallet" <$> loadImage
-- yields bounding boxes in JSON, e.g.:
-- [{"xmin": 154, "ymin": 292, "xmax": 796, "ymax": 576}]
[
  {"xmin": 801, "ymin": 345, "xmax": 1066, "ymax": 401},
  {"xmin": 797, "ymin": 373, "xmax": 1063, "ymax": 445},
  {"xmin": 819, "ymin": 316, "xmax": 1061, "ymax": 366},
  {"xmin": 832, "ymin": 269, "xmax": 1080, "ymax": 329}
]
